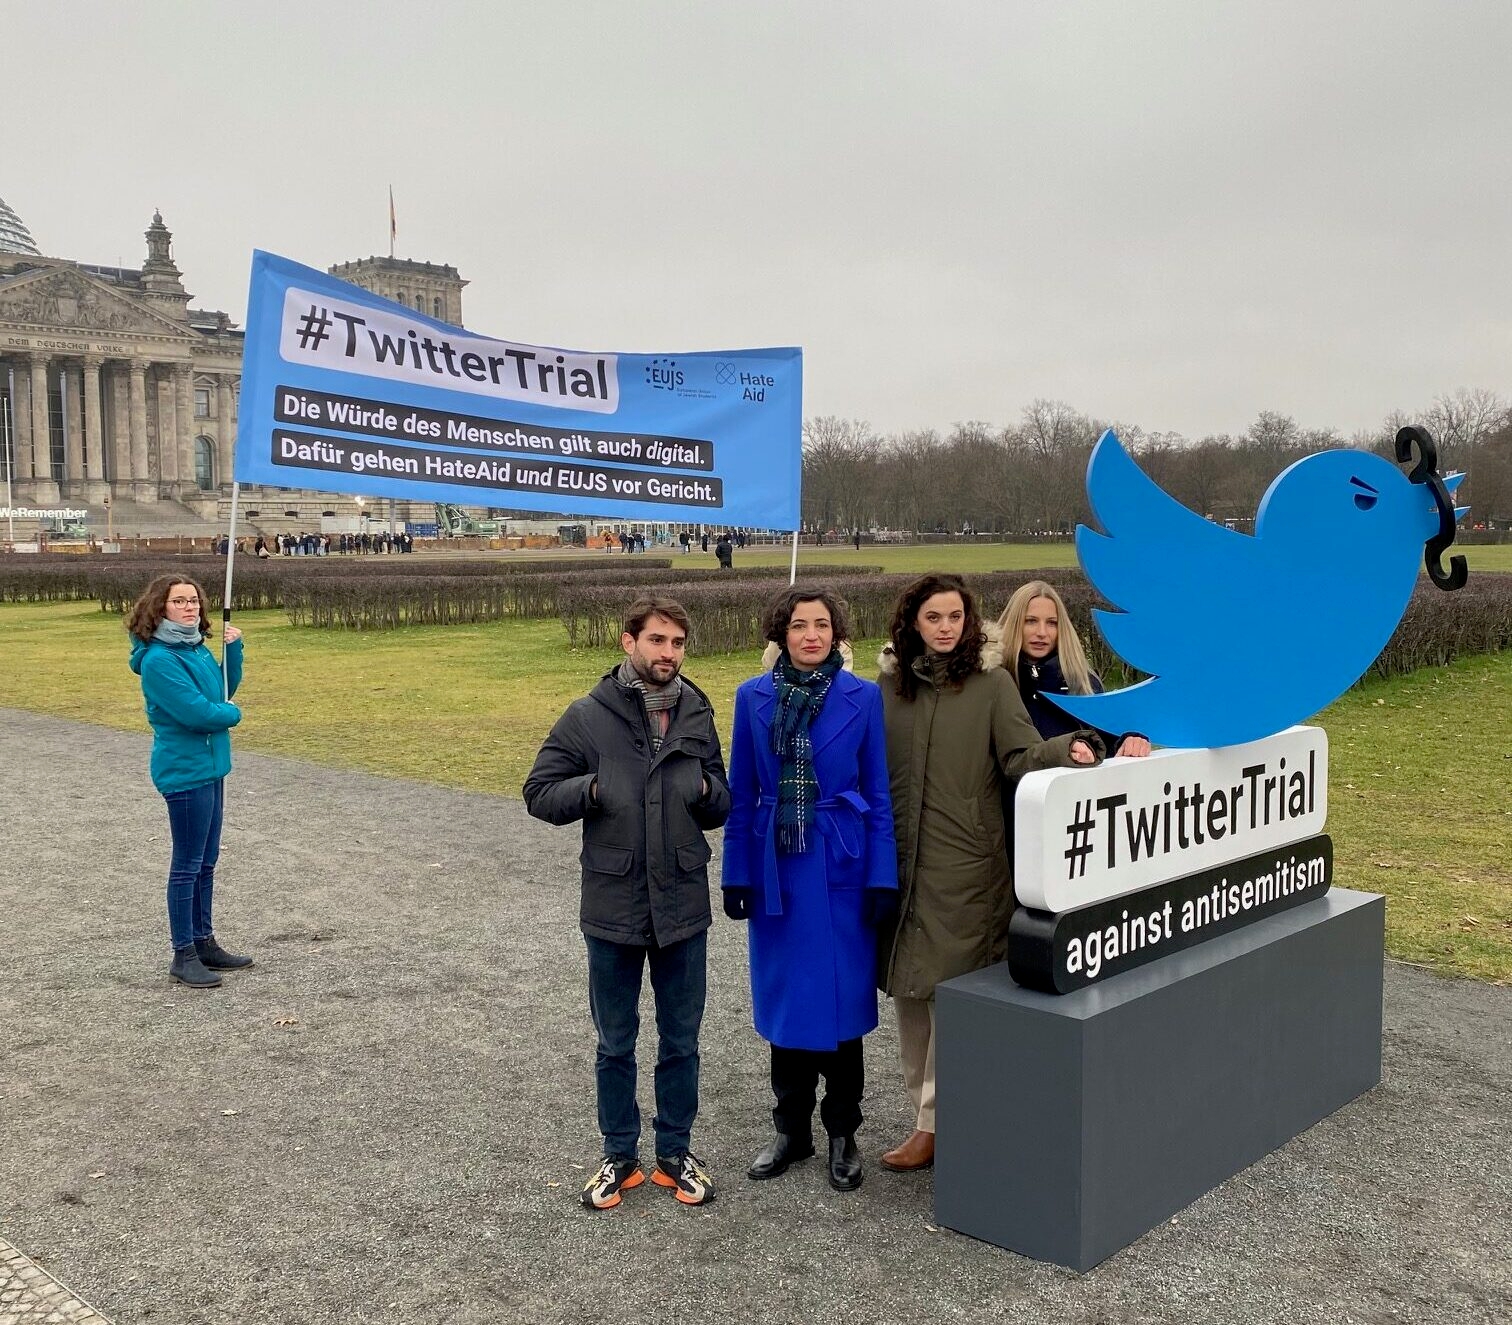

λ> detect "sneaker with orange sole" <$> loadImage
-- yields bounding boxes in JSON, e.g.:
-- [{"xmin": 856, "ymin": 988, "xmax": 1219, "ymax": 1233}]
[
  {"xmin": 652, "ymin": 1152, "xmax": 715, "ymax": 1205},
  {"xmin": 581, "ymin": 1156, "xmax": 645, "ymax": 1210}
]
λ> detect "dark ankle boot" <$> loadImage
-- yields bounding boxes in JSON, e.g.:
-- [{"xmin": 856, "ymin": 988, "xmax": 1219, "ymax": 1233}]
[
  {"xmin": 169, "ymin": 947, "xmax": 222, "ymax": 988},
  {"xmin": 828, "ymin": 1135, "xmax": 862, "ymax": 1191},
  {"xmin": 195, "ymin": 936, "xmax": 253, "ymax": 970},
  {"xmin": 747, "ymin": 1131, "xmax": 815, "ymax": 1180}
]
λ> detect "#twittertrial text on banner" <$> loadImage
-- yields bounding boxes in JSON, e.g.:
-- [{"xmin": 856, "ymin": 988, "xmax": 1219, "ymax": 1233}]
[{"xmin": 233, "ymin": 252, "xmax": 802, "ymax": 528}]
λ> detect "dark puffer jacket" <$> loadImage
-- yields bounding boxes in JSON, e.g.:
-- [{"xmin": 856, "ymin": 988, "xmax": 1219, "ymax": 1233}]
[
  {"xmin": 523, "ymin": 671, "xmax": 731, "ymax": 947},
  {"xmin": 1017, "ymin": 652, "xmax": 1106, "ymax": 739},
  {"xmin": 1016, "ymin": 652, "xmax": 1135, "ymax": 755}
]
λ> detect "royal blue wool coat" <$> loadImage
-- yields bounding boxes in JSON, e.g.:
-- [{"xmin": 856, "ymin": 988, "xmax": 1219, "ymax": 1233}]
[{"xmin": 722, "ymin": 668, "xmax": 898, "ymax": 1052}]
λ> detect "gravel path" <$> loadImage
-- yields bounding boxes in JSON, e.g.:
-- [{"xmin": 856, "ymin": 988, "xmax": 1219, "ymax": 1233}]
[{"xmin": 1, "ymin": 707, "xmax": 1507, "ymax": 1325}]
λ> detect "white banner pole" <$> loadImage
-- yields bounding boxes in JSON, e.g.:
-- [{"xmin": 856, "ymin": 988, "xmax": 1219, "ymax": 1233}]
[{"xmin": 221, "ymin": 480, "xmax": 241, "ymax": 700}]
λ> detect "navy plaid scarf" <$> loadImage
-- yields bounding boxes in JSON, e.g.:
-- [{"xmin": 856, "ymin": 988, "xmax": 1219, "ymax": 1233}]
[{"xmin": 768, "ymin": 647, "xmax": 843, "ymax": 853}]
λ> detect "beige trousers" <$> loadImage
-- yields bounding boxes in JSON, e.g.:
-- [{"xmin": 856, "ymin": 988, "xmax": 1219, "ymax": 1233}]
[{"xmin": 894, "ymin": 995, "xmax": 937, "ymax": 1133}]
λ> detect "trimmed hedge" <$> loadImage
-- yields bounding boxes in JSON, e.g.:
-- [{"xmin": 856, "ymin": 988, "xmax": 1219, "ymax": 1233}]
[
  {"xmin": 280, "ymin": 564, "xmax": 880, "ymax": 629},
  {"xmin": 1370, "ymin": 574, "xmax": 1512, "ymax": 678},
  {"xmin": 3, "ymin": 555, "xmax": 1507, "ymax": 678},
  {"xmin": 559, "ymin": 570, "xmax": 1093, "ymax": 655},
  {"xmin": 287, "ymin": 577, "xmax": 534, "ymax": 628},
  {"xmin": 558, "ymin": 570, "xmax": 1512, "ymax": 682},
  {"xmin": 0, "ymin": 556, "xmax": 874, "ymax": 623},
  {"xmin": 0, "ymin": 555, "xmax": 672, "ymax": 612}
]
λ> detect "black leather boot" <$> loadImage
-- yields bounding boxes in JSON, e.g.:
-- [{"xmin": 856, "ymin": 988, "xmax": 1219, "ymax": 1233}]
[
  {"xmin": 828, "ymin": 1135, "xmax": 862, "ymax": 1191},
  {"xmin": 195, "ymin": 936, "xmax": 254, "ymax": 971},
  {"xmin": 747, "ymin": 1132, "xmax": 815, "ymax": 1180},
  {"xmin": 169, "ymin": 947, "xmax": 222, "ymax": 988}
]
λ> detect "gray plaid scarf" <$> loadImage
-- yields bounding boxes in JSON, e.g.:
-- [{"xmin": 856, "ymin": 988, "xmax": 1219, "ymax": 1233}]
[{"xmin": 617, "ymin": 659, "xmax": 683, "ymax": 751}]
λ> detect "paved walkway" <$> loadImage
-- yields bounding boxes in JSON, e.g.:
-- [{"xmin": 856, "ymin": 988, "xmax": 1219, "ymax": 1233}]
[
  {"xmin": 1, "ymin": 707, "xmax": 1508, "ymax": 1325},
  {"xmin": 0, "ymin": 1239, "xmax": 111, "ymax": 1325}
]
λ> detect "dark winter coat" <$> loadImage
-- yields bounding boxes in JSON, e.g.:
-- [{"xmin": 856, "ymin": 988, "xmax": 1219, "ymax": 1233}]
[
  {"xmin": 1017, "ymin": 652, "xmax": 1106, "ymax": 739},
  {"xmin": 878, "ymin": 633, "xmax": 1103, "ymax": 1000},
  {"xmin": 722, "ymin": 667, "xmax": 898, "ymax": 1051},
  {"xmin": 522, "ymin": 671, "xmax": 731, "ymax": 947},
  {"xmin": 1015, "ymin": 652, "xmax": 1131, "ymax": 754}
]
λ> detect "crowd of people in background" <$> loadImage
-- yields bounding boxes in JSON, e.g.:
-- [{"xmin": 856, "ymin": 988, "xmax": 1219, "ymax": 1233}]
[
  {"xmin": 239, "ymin": 531, "xmax": 415, "ymax": 558},
  {"xmin": 600, "ymin": 528, "xmax": 750, "ymax": 559},
  {"xmin": 218, "ymin": 526, "xmax": 779, "ymax": 560}
]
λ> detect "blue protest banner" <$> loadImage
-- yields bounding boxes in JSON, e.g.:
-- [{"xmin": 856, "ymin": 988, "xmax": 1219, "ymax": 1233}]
[{"xmin": 233, "ymin": 252, "xmax": 802, "ymax": 527}]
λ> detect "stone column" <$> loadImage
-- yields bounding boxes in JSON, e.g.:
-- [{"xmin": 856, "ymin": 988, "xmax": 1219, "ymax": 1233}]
[
  {"xmin": 63, "ymin": 362, "xmax": 84, "ymax": 484},
  {"xmin": 8, "ymin": 358, "xmax": 31, "ymax": 481},
  {"xmin": 83, "ymin": 357, "xmax": 105, "ymax": 482},
  {"xmin": 109, "ymin": 363, "xmax": 131, "ymax": 482},
  {"xmin": 216, "ymin": 373, "xmax": 235, "ymax": 488},
  {"xmin": 28, "ymin": 353, "xmax": 49, "ymax": 482},
  {"xmin": 27, "ymin": 353, "xmax": 59, "ymax": 500},
  {"xmin": 174, "ymin": 364, "xmax": 195, "ymax": 491},
  {"xmin": 155, "ymin": 371, "xmax": 177, "ymax": 486},
  {"xmin": 129, "ymin": 358, "xmax": 151, "ymax": 501}
]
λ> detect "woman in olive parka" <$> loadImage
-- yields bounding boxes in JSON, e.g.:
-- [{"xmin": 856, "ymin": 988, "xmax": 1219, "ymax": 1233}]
[{"xmin": 876, "ymin": 573, "xmax": 1102, "ymax": 1172}]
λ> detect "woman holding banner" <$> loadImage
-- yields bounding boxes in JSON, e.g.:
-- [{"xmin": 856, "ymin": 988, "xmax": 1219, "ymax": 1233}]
[
  {"xmin": 721, "ymin": 587, "xmax": 897, "ymax": 1191},
  {"xmin": 127, "ymin": 575, "xmax": 251, "ymax": 989},
  {"xmin": 876, "ymin": 573, "xmax": 1102, "ymax": 1171}
]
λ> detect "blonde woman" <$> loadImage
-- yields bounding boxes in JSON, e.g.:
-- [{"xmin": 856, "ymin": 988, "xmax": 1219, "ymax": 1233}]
[{"xmin": 997, "ymin": 581, "xmax": 1151, "ymax": 758}]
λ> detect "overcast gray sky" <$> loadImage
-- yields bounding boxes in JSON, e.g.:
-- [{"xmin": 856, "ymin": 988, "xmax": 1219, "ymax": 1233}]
[{"xmin": 5, "ymin": 0, "xmax": 1507, "ymax": 441}]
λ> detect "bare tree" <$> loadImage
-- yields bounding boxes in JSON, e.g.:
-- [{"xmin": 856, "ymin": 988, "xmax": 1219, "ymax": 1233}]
[
  {"xmin": 802, "ymin": 416, "xmax": 880, "ymax": 531},
  {"xmin": 799, "ymin": 389, "xmax": 1510, "ymax": 537},
  {"xmin": 1424, "ymin": 387, "xmax": 1503, "ymax": 459}
]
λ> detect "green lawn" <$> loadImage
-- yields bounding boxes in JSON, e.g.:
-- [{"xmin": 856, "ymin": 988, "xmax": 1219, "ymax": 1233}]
[{"xmin": 2, "ymin": 588, "xmax": 1508, "ymax": 983}]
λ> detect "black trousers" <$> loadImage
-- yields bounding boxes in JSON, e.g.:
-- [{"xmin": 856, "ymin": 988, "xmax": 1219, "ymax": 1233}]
[{"xmin": 770, "ymin": 1038, "xmax": 863, "ymax": 1138}]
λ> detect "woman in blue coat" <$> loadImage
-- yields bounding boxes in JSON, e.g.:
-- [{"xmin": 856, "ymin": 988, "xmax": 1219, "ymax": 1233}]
[
  {"xmin": 127, "ymin": 574, "xmax": 250, "ymax": 989},
  {"xmin": 722, "ymin": 586, "xmax": 897, "ymax": 1191}
]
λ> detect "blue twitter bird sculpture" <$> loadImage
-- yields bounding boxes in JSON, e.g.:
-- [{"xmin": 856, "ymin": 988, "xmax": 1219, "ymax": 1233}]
[{"xmin": 1049, "ymin": 428, "xmax": 1467, "ymax": 749}]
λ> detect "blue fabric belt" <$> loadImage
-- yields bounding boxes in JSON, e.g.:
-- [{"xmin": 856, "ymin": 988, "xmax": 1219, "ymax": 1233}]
[{"xmin": 756, "ymin": 790, "xmax": 870, "ymax": 917}]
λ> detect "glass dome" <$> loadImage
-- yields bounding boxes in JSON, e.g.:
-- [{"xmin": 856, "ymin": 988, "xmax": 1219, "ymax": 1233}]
[{"xmin": 0, "ymin": 196, "xmax": 42, "ymax": 256}]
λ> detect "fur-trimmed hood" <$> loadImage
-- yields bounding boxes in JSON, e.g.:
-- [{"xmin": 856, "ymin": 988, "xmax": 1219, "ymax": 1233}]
[{"xmin": 876, "ymin": 620, "xmax": 1005, "ymax": 677}]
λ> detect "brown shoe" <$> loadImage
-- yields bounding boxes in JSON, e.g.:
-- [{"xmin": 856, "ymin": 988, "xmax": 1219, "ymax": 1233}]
[{"xmin": 879, "ymin": 1129, "xmax": 935, "ymax": 1171}]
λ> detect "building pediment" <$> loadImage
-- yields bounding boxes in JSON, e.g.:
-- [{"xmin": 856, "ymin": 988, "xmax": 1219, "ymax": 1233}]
[{"xmin": 0, "ymin": 264, "xmax": 193, "ymax": 341}]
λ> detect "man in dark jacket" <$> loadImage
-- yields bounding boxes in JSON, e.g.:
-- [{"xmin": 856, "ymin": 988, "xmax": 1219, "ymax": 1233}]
[{"xmin": 523, "ymin": 597, "xmax": 731, "ymax": 1211}]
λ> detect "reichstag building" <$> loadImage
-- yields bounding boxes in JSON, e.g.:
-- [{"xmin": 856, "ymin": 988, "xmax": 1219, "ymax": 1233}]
[{"xmin": 0, "ymin": 194, "xmax": 463, "ymax": 537}]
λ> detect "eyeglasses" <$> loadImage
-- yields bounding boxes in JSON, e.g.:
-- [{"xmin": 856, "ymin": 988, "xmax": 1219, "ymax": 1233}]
[{"xmin": 167, "ymin": 597, "xmax": 201, "ymax": 607}]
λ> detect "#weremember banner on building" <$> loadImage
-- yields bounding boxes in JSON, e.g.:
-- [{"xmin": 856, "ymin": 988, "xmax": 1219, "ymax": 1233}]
[{"xmin": 233, "ymin": 251, "xmax": 802, "ymax": 527}]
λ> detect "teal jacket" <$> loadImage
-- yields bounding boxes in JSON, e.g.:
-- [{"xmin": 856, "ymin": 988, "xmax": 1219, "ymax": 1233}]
[{"xmin": 129, "ymin": 635, "xmax": 243, "ymax": 795}]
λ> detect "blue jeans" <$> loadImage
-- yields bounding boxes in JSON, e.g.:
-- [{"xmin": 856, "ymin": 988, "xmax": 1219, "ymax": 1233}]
[
  {"xmin": 584, "ymin": 930, "xmax": 707, "ymax": 1161},
  {"xmin": 164, "ymin": 778, "xmax": 223, "ymax": 951}
]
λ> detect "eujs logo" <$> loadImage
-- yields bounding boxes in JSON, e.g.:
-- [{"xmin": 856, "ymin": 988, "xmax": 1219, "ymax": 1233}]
[{"xmin": 644, "ymin": 357, "xmax": 683, "ymax": 392}]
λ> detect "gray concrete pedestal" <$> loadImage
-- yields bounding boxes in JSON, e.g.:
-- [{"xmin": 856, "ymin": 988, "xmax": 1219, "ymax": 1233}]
[{"xmin": 934, "ymin": 889, "xmax": 1384, "ymax": 1271}]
